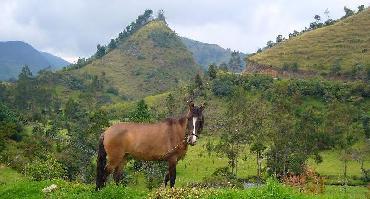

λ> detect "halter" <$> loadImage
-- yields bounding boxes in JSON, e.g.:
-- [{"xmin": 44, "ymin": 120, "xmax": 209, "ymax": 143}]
[{"xmin": 158, "ymin": 116, "xmax": 200, "ymax": 160}]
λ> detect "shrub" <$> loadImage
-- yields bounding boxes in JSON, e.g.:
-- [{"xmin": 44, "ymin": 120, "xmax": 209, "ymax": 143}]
[
  {"xmin": 106, "ymin": 86, "xmax": 119, "ymax": 95},
  {"xmin": 212, "ymin": 78, "xmax": 234, "ymax": 97},
  {"xmin": 24, "ymin": 155, "xmax": 65, "ymax": 181},
  {"xmin": 148, "ymin": 187, "xmax": 215, "ymax": 199},
  {"xmin": 282, "ymin": 167, "xmax": 325, "ymax": 194},
  {"xmin": 189, "ymin": 167, "xmax": 243, "ymax": 188},
  {"xmin": 282, "ymin": 63, "xmax": 299, "ymax": 72},
  {"xmin": 149, "ymin": 30, "xmax": 178, "ymax": 48}
]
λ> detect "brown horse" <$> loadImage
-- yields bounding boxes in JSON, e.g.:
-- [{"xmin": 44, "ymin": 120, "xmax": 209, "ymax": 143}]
[{"xmin": 96, "ymin": 101, "xmax": 205, "ymax": 190}]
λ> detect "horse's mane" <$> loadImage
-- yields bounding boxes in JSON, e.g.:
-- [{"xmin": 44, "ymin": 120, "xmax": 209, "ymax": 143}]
[{"xmin": 164, "ymin": 117, "xmax": 187, "ymax": 127}]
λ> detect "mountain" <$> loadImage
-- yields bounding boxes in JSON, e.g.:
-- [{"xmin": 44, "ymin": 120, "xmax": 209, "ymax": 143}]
[
  {"xmin": 0, "ymin": 41, "xmax": 70, "ymax": 80},
  {"xmin": 40, "ymin": 52, "xmax": 70, "ymax": 68},
  {"xmin": 247, "ymin": 8, "xmax": 370, "ymax": 77},
  {"xmin": 181, "ymin": 37, "xmax": 246, "ymax": 70},
  {"xmin": 69, "ymin": 20, "xmax": 200, "ymax": 99}
]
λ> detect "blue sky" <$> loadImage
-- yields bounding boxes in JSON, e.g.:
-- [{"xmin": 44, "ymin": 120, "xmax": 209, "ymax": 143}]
[{"xmin": 1, "ymin": 0, "xmax": 369, "ymax": 62}]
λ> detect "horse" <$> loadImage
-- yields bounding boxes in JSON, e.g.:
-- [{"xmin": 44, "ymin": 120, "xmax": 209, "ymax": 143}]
[{"xmin": 95, "ymin": 101, "xmax": 205, "ymax": 190}]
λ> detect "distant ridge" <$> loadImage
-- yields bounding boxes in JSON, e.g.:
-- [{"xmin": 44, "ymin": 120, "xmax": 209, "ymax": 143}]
[
  {"xmin": 0, "ymin": 41, "xmax": 70, "ymax": 80},
  {"xmin": 181, "ymin": 37, "xmax": 246, "ymax": 69}
]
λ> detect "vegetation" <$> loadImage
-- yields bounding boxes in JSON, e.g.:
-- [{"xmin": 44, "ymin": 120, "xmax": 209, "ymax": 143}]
[
  {"xmin": 248, "ymin": 7, "xmax": 370, "ymax": 76},
  {"xmin": 69, "ymin": 20, "xmax": 199, "ymax": 99},
  {"xmin": 1, "ymin": 7, "xmax": 370, "ymax": 199},
  {"xmin": 0, "ymin": 167, "xmax": 369, "ymax": 199},
  {"xmin": 0, "ymin": 41, "xmax": 69, "ymax": 80},
  {"xmin": 181, "ymin": 37, "xmax": 246, "ymax": 70}
]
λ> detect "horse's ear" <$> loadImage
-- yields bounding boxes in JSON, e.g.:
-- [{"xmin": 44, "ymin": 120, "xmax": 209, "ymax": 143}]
[{"xmin": 188, "ymin": 100, "xmax": 194, "ymax": 109}]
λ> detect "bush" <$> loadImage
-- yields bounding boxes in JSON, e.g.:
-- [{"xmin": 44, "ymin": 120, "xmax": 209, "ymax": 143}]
[
  {"xmin": 106, "ymin": 86, "xmax": 119, "ymax": 95},
  {"xmin": 24, "ymin": 156, "xmax": 65, "ymax": 181},
  {"xmin": 282, "ymin": 63, "xmax": 299, "ymax": 72},
  {"xmin": 148, "ymin": 179, "xmax": 306, "ymax": 199},
  {"xmin": 149, "ymin": 30, "xmax": 178, "ymax": 48},
  {"xmin": 282, "ymin": 167, "xmax": 325, "ymax": 194},
  {"xmin": 189, "ymin": 167, "xmax": 243, "ymax": 189},
  {"xmin": 212, "ymin": 78, "xmax": 234, "ymax": 97}
]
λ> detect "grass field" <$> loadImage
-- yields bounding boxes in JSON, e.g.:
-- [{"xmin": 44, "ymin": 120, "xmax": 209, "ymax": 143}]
[
  {"xmin": 176, "ymin": 137, "xmax": 370, "ymax": 186},
  {"xmin": 0, "ymin": 166, "xmax": 368, "ymax": 199}
]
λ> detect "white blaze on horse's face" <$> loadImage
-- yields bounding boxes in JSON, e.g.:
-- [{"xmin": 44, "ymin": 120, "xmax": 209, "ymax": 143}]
[{"xmin": 191, "ymin": 117, "xmax": 198, "ymax": 144}]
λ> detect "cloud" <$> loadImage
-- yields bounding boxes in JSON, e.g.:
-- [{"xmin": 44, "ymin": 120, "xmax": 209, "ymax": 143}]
[{"xmin": 0, "ymin": 0, "xmax": 369, "ymax": 61}]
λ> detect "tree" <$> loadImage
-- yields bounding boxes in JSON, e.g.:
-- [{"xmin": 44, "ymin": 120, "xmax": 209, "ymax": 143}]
[
  {"xmin": 324, "ymin": 101, "xmax": 362, "ymax": 188},
  {"xmin": 358, "ymin": 5, "xmax": 365, "ymax": 13},
  {"xmin": 157, "ymin": 9, "xmax": 166, "ymax": 24},
  {"xmin": 314, "ymin": 15, "xmax": 321, "ymax": 22},
  {"xmin": 228, "ymin": 51, "xmax": 242, "ymax": 72},
  {"xmin": 108, "ymin": 39, "xmax": 117, "ymax": 50},
  {"xmin": 219, "ymin": 62, "xmax": 228, "ymax": 72},
  {"xmin": 265, "ymin": 91, "xmax": 327, "ymax": 178},
  {"xmin": 95, "ymin": 44, "xmax": 106, "ymax": 59},
  {"xmin": 266, "ymin": 40, "xmax": 274, "ymax": 48},
  {"xmin": 343, "ymin": 6, "xmax": 354, "ymax": 18},
  {"xmin": 19, "ymin": 65, "xmax": 32, "ymax": 79},
  {"xmin": 266, "ymin": 96, "xmax": 297, "ymax": 177},
  {"xmin": 129, "ymin": 99, "xmax": 151, "ymax": 123},
  {"xmin": 194, "ymin": 73, "xmax": 203, "ymax": 89},
  {"xmin": 208, "ymin": 64, "xmax": 217, "ymax": 80},
  {"xmin": 276, "ymin": 35, "xmax": 283, "ymax": 43},
  {"xmin": 0, "ymin": 103, "xmax": 23, "ymax": 152},
  {"xmin": 165, "ymin": 93, "xmax": 176, "ymax": 117},
  {"xmin": 215, "ymin": 88, "xmax": 272, "ymax": 179},
  {"xmin": 330, "ymin": 60, "xmax": 341, "ymax": 75},
  {"xmin": 233, "ymin": 92, "xmax": 271, "ymax": 184},
  {"xmin": 14, "ymin": 66, "xmax": 35, "ymax": 113},
  {"xmin": 215, "ymin": 89, "xmax": 246, "ymax": 176},
  {"xmin": 324, "ymin": 8, "xmax": 330, "ymax": 20}
]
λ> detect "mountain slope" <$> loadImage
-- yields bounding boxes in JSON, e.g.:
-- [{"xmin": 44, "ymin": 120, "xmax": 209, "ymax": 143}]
[
  {"xmin": 70, "ymin": 20, "xmax": 200, "ymax": 99},
  {"xmin": 40, "ymin": 52, "xmax": 70, "ymax": 68},
  {"xmin": 181, "ymin": 37, "xmax": 246, "ymax": 69},
  {"xmin": 247, "ymin": 9, "xmax": 370, "ymax": 74},
  {"xmin": 0, "ymin": 41, "xmax": 70, "ymax": 80}
]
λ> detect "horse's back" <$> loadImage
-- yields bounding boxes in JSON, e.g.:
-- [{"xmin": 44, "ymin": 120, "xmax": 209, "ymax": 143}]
[{"xmin": 103, "ymin": 122, "xmax": 174, "ymax": 160}]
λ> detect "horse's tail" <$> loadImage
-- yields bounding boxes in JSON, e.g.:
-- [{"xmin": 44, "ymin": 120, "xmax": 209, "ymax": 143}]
[{"xmin": 96, "ymin": 133, "xmax": 107, "ymax": 191}]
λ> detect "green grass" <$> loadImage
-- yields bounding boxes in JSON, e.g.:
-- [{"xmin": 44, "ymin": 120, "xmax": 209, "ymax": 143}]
[
  {"xmin": 248, "ymin": 9, "xmax": 370, "ymax": 72},
  {"xmin": 1, "ymin": 166, "xmax": 369, "ymax": 199},
  {"xmin": 1, "ymin": 168, "xmax": 368, "ymax": 199},
  {"xmin": 310, "ymin": 150, "xmax": 369, "ymax": 177}
]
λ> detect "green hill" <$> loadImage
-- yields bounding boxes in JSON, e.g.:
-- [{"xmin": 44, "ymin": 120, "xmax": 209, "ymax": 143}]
[
  {"xmin": 69, "ymin": 20, "xmax": 200, "ymax": 99},
  {"xmin": 247, "ymin": 8, "xmax": 370, "ymax": 75}
]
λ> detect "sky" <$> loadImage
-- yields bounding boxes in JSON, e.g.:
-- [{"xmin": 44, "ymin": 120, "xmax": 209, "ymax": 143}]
[{"xmin": 1, "ymin": 0, "xmax": 369, "ymax": 63}]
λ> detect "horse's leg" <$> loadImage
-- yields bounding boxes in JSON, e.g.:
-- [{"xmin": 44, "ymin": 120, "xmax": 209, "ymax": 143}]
[
  {"xmin": 164, "ymin": 172, "xmax": 170, "ymax": 187},
  {"xmin": 105, "ymin": 152, "xmax": 124, "ymax": 184},
  {"xmin": 168, "ymin": 157, "xmax": 177, "ymax": 188},
  {"xmin": 113, "ymin": 156, "xmax": 127, "ymax": 185}
]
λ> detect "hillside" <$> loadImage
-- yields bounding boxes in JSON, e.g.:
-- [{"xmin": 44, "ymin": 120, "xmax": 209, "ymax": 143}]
[
  {"xmin": 40, "ymin": 52, "xmax": 70, "ymax": 68},
  {"xmin": 181, "ymin": 37, "xmax": 246, "ymax": 69},
  {"xmin": 69, "ymin": 20, "xmax": 200, "ymax": 99},
  {"xmin": 0, "ymin": 41, "xmax": 70, "ymax": 80},
  {"xmin": 247, "ymin": 8, "xmax": 370, "ymax": 75}
]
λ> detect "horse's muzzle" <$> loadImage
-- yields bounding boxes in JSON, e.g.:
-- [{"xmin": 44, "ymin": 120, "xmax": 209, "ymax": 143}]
[{"xmin": 187, "ymin": 135, "xmax": 197, "ymax": 146}]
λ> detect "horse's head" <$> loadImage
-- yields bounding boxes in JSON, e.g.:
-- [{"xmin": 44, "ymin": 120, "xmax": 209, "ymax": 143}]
[{"xmin": 186, "ymin": 101, "xmax": 205, "ymax": 146}]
